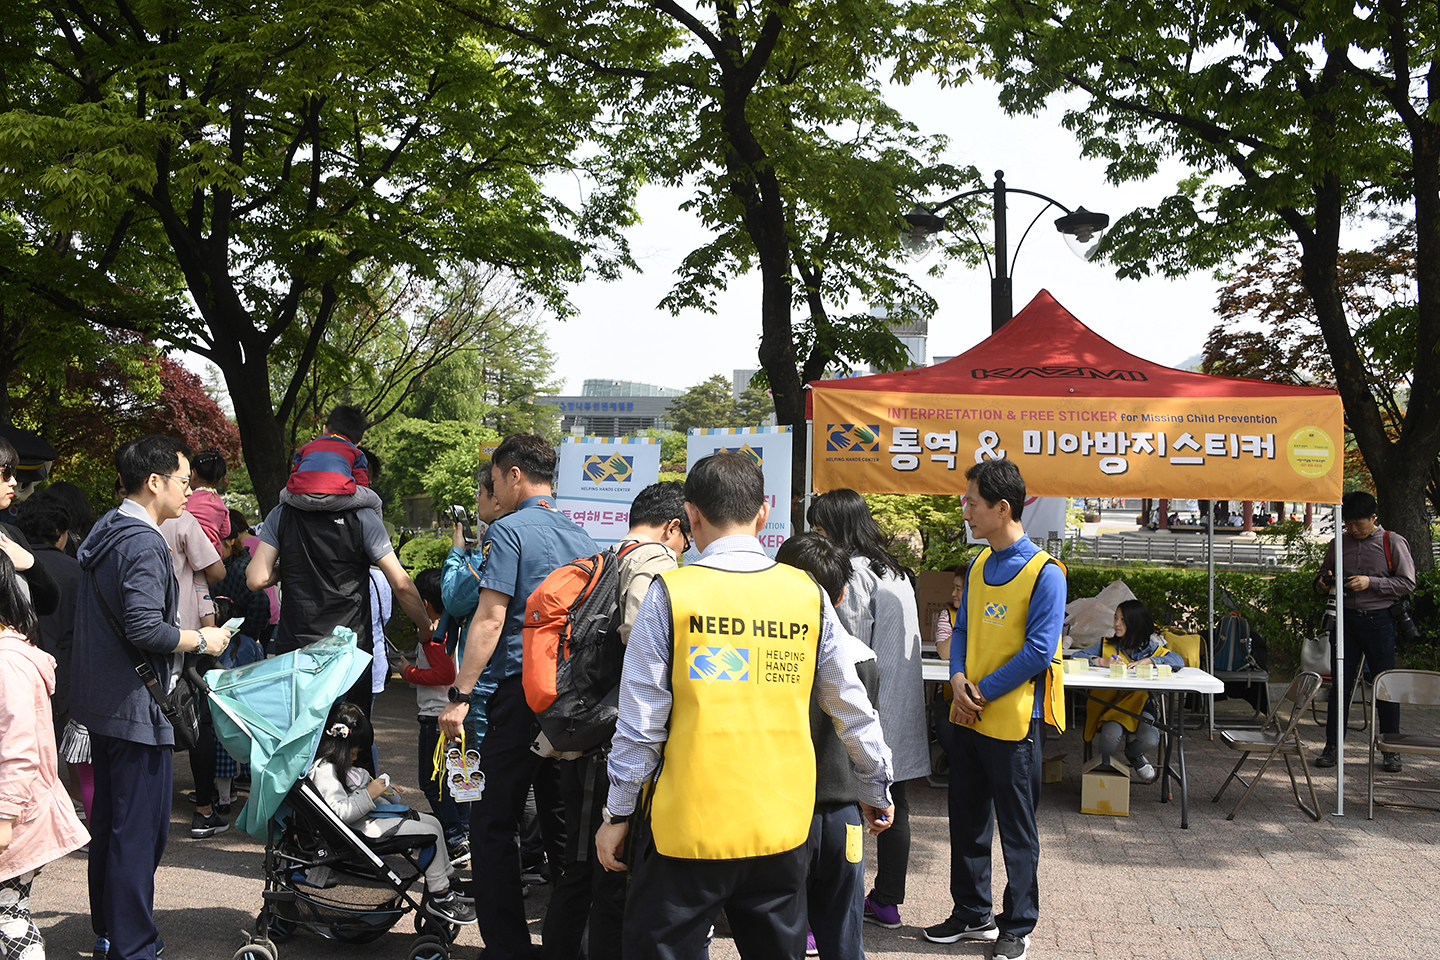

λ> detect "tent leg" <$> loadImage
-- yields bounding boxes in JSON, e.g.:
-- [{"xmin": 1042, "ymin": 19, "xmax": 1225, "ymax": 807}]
[
  {"xmin": 1207, "ymin": 504, "xmax": 1215, "ymax": 738},
  {"xmin": 803, "ymin": 420, "xmax": 814, "ymax": 533},
  {"xmin": 1334, "ymin": 502, "xmax": 1345, "ymax": 818}
]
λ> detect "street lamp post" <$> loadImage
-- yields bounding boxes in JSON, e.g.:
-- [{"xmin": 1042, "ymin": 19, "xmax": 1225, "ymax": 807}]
[{"xmin": 905, "ymin": 170, "xmax": 1111, "ymax": 333}]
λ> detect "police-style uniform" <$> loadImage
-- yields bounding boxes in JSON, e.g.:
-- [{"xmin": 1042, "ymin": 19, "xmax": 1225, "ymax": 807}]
[
  {"xmin": 608, "ymin": 536, "xmax": 893, "ymax": 960},
  {"xmin": 943, "ymin": 537, "xmax": 1065, "ymax": 942}
]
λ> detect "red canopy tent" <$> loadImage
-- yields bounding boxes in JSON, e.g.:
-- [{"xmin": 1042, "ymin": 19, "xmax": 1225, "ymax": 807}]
[
  {"xmin": 804, "ymin": 291, "xmax": 1351, "ymax": 804},
  {"xmin": 807, "ymin": 290, "xmax": 1342, "ymax": 502}
]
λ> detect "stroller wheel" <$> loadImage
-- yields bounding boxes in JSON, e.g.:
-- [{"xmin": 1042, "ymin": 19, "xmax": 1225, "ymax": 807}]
[
  {"xmin": 408, "ymin": 935, "xmax": 448, "ymax": 960},
  {"xmin": 233, "ymin": 942, "xmax": 276, "ymax": 960}
]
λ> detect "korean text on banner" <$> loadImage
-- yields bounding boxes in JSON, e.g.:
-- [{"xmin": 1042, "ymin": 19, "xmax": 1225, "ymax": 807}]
[
  {"xmin": 686, "ymin": 428, "xmax": 792, "ymax": 557},
  {"xmin": 555, "ymin": 437, "xmax": 662, "ymax": 548},
  {"xmin": 811, "ymin": 391, "xmax": 1343, "ymax": 502}
]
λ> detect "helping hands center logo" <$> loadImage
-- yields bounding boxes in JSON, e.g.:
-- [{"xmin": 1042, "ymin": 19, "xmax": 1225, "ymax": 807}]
[
  {"xmin": 825, "ymin": 424, "xmax": 881, "ymax": 452},
  {"xmin": 582, "ymin": 452, "xmax": 634, "ymax": 483},
  {"xmin": 982, "ymin": 602, "xmax": 1009, "ymax": 627},
  {"xmin": 688, "ymin": 644, "xmax": 750, "ymax": 683}
]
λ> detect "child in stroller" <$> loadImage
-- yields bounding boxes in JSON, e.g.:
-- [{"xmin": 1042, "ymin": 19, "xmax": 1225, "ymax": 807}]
[{"xmin": 308, "ymin": 704, "xmax": 474, "ymax": 927}]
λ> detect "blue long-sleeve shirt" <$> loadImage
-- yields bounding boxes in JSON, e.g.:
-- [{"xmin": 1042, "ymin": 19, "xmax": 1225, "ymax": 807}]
[{"xmin": 949, "ymin": 536, "xmax": 1065, "ymax": 715}]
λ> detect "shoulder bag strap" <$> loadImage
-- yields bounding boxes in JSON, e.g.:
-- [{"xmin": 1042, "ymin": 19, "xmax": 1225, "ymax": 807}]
[
  {"xmin": 87, "ymin": 571, "xmax": 171, "ymax": 709},
  {"xmin": 1384, "ymin": 529, "xmax": 1394, "ymax": 575}
]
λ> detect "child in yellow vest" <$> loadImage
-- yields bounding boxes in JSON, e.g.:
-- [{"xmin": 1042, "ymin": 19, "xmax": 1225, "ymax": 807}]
[{"xmin": 1069, "ymin": 600, "xmax": 1182, "ymax": 783}]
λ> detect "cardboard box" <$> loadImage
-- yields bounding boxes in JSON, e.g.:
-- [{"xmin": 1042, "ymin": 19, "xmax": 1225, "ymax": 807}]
[
  {"xmin": 1080, "ymin": 755, "xmax": 1131, "ymax": 817},
  {"xmin": 1042, "ymin": 753, "xmax": 1066, "ymax": 784},
  {"xmin": 916, "ymin": 570, "xmax": 958, "ymax": 652}
]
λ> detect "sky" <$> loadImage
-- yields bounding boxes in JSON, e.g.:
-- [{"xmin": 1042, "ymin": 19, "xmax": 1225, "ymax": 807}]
[{"xmin": 544, "ymin": 76, "xmax": 1226, "ymax": 396}]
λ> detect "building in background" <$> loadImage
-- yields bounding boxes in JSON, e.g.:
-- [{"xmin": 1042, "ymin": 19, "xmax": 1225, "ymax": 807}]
[{"xmin": 540, "ymin": 380, "xmax": 683, "ymax": 434}]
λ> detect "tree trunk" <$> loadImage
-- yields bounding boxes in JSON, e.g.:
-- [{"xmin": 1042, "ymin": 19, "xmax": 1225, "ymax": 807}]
[{"xmin": 224, "ymin": 357, "xmax": 289, "ymax": 517}]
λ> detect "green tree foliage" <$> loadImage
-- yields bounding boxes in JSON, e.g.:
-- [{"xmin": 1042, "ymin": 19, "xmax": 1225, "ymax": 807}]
[
  {"xmin": 367, "ymin": 417, "xmax": 500, "ymax": 521},
  {"xmin": 0, "ymin": 0, "xmax": 637, "ymax": 513},
  {"xmin": 444, "ymin": 0, "xmax": 968, "ymax": 493},
  {"xmin": 642, "ymin": 428, "xmax": 688, "ymax": 470},
  {"xmin": 863, "ymin": 493, "xmax": 971, "ymax": 570},
  {"xmin": 965, "ymin": 0, "xmax": 1440, "ymax": 568},
  {"xmin": 735, "ymin": 380, "xmax": 775, "ymax": 427},
  {"xmin": 666, "ymin": 375, "xmax": 740, "ymax": 432}
]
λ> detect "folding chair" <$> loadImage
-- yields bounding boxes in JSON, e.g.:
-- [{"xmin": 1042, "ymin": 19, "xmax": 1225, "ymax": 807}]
[
  {"xmin": 1211, "ymin": 671, "xmax": 1323, "ymax": 821},
  {"xmin": 1368, "ymin": 669, "xmax": 1440, "ymax": 819},
  {"xmin": 1308, "ymin": 652, "xmax": 1370, "ymax": 732}
]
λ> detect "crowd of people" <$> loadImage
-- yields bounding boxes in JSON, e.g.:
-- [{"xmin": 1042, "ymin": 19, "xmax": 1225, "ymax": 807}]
[{"xmin": 0, "ymin": 406, "xmax": 1415, "ymax": 960}]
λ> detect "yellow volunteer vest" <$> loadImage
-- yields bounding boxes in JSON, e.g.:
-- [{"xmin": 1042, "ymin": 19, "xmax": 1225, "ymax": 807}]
[
  {"xmin": 1082, "ymin": 639, "xmax": 1176, "ymax": 740},
  {"xmin": 650, "ymin": 563, "xmax": 823, "ymax": 860},
  {"xmin": 963, "ymin": 548, "xmax": 1066, "ymax": 741}
]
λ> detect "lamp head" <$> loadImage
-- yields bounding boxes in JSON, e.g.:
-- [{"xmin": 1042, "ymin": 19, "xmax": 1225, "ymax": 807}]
[
  {"xmin": 902, "ymin": 204, "xmax": 946, "ymax": 256},
  {"xmin": 1054, "ymin": 206, "xmax": 1110, "ymax": 261}
]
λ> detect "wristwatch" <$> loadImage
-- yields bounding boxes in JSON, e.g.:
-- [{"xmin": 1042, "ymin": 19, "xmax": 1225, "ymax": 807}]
[
  {"xmin": 196, "ymin": 635, "xmax": 208, "ymax": 655},
  {"xmin": 447, "ymin": 686, "xmax": 470, "ymax": 703},
  {"xmin": 600, "ymin": 806, "xmax": 625, "ymax": 826}
]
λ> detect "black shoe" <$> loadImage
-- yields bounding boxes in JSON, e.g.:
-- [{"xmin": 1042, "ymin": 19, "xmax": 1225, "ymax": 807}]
[
  {"xmin": 1383, "ymin": 752, "xmax": 1404, "ymax": 773},
  {"xmin": 923, "ymin": 915, "xmax": 998, "ymax": 944},
  {"xmin": 190, "ymin": 810, "xmax": 229, "ymax": 839},
  {"xmin": 994, "ymin": 933, "xmax": 1030, "ymax": 960},
  {"xmin": 1314, "ymin": 747, "xmax": 1337, "ymax": 768},
  {"xmin": 425, "ymin": 891, "xmax": 477, "ymax": 925}
]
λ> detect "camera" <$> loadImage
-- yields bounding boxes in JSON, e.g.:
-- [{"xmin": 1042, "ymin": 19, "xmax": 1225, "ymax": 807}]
[{"xmin": 1393, "ymin": 598, "xmax": 1421, "ymax": 643}]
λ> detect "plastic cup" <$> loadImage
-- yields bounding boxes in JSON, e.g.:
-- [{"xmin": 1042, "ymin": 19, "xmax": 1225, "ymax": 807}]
[
  {"xmin": 1109, "ymin": 661, "xmax": 1126, "ymax": 679},
  {"xmin": 1157, "ymin": 664, "xmax": 1172, "ymax": 679},
  {"xmin": 1136, "ymin": 662, "xmax": 1155, "ymax": 679}
]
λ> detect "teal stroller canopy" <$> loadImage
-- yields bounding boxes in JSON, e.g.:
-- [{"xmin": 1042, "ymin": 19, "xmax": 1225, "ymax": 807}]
[{"xmin": 208, "ymin": 629, "xmax": 371, "ymax": 839}]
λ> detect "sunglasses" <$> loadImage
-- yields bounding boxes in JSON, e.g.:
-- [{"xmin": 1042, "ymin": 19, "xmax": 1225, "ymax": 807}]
[{"xmin": 0, "ymin": 464, "xmax": 13, "ymax": 482}]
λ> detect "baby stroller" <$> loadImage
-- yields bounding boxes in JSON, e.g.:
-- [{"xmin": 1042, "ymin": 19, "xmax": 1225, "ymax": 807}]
[{"xmin": 207, "ymin": 629, "xmax": 461, "ymax": 960}]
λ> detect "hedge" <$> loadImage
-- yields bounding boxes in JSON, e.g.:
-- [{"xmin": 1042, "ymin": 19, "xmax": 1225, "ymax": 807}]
[{"xmin": 1062, "ymin": 561, "xmax": 1440, "ymax": 677}]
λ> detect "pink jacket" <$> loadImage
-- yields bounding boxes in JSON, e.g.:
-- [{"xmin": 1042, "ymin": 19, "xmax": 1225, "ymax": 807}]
[
  {"xmin": 0, "ymin": 630, "xmax": 87, "ymax": 880},
  {"xmin": 185, "ymin": 488, "xmax": 231, "ymax": 554}
]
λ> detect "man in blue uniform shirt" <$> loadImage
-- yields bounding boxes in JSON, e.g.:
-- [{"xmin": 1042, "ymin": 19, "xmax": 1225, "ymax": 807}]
[
  {"xmin": 440, "ymin": 433, "xmax": 597, "ymax": 960},
  {"xmin": 924, "ymin": 458, "xmax": 1065, "ymax": 960}
]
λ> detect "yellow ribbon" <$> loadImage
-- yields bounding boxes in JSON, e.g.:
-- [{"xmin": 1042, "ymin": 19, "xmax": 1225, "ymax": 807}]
[{"xmin": 432, "ymin": 728, "xmax": 463, "ymax": 801}]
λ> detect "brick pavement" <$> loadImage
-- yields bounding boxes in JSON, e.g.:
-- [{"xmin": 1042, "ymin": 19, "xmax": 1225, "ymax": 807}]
[{"xmin": 30, "ymin": 689, "xmax": 1440, "ymax": 959}]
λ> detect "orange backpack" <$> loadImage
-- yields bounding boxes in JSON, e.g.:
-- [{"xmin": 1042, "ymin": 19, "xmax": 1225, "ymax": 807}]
[{"xmin": 522, "ymin": 542, "xmax": 644, "ymax": 750}]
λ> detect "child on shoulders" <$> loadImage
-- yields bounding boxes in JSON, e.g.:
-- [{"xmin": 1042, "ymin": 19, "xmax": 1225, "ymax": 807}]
[{"xmin": 281, "ymin": 405, "xmax": 383, "ymax": 519}]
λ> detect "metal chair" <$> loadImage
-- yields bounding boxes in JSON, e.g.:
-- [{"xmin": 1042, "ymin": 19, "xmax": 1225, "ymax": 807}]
[
  {"xmin": 1211, "ymin": 671, "xmax": 1323, "ymax": 821},
  {"xmin": 1307, "ymin": 651, "xmax": 1370, "ymax": 732},
  {"xmin": 1368, "ymin": 669, "xmax": 1440, "ymax": 819}
]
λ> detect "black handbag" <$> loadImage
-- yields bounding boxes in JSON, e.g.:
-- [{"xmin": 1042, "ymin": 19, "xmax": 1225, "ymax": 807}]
[{"xmin": 87, "ymin": 574, "xmax": 205, "ymax": 752}]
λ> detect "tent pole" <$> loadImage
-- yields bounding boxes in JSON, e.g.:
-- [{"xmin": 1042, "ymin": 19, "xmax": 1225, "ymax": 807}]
[
  {"xmin": 803, "ymin": 420, "xmax": 814, "ymax": 533},
  {"xmin": 1207, "ymin": 503, "xmax": 1215, "ymax": 737},
  {"xmin": 1333, "ymin": 502, "xmax": 1345, "ymax": 817}
]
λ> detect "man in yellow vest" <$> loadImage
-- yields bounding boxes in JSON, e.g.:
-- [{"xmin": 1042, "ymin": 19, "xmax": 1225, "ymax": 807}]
[
  {"xmin": 595, "ymin": 452, "xmax": 895, "ymax": 960},
  {"xmin": 923, "ymin": 458, "xmax": 1065, "ymax": 960}
]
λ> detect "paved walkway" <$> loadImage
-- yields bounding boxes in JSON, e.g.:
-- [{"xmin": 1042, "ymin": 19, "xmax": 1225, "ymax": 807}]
[{"xmin": 31, "ymin": 690, "xmax": 1440, "ymax": 959}]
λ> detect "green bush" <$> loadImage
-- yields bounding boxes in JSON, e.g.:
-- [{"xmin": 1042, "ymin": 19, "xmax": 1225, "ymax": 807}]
[
  {"xmin": 1063, "ymin": 562, "xmax": 1440, "ymax": 678},
  {"xmin": 397, "ymin": 534, "xmax": 451, "ymax": 574}
]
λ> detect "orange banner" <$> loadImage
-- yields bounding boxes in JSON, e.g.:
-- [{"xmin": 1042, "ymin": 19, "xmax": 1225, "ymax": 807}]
[{"xmin": 812, "ymin": 390, "xmax": 1344, "ymax": 502}]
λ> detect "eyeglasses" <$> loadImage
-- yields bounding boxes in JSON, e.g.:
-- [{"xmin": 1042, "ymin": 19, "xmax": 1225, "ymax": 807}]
[
  {"xmin": 159, "ymin": 473, "xmax": 192, "ymax": 489},
  {"xmin": 0, "ymin": 464, "xmax": 13, "ymax": 482}
]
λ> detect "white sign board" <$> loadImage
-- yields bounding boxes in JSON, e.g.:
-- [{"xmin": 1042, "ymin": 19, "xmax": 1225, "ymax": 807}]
[
  {"xmin": 554, "ymin": 437, "xmax": 662, "ymax": 548},
  {"xmin": 686, "ymin": 427, "xmax": 793, "ymax": 558}
]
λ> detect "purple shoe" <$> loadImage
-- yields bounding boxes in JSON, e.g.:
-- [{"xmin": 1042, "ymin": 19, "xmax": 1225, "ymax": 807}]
[
  {"xmin": 863, "ymin": 896, "xmax": 901, "ymax": 929},
  {"xmin": 805, "ymin": 929, "xmax": 819, "ymax": 956}
]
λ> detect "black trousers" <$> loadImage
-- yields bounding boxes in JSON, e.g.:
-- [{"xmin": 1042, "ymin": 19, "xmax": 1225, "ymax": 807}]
[
  {"xmin": 541, "ymin": 755, "xmax": 626, "ymax": 960},
  {"xmin": 623, "ymin": 831, "xmax": 808, "ymax": 960},
  {"xmin": 946, "ymin": 720, "xmax": 1044, "ymax": 938},
  {"xmin": 1327, "ymin": 609, "xmax": 1400, "ymax": 749},
  {"xmin": 89, "ymin": 734, "xmax": 171, "ymax": 960},
  {"xmin": 471, "ymin": 677, "xmax": 564, "ymax": 960},
  {"xmin": 806, "ymin": 802, "xmax": 865, "ymax": 960},
  {"xmin": 868, "ymin": 779, "xmax": 910, "ymax": 906}
]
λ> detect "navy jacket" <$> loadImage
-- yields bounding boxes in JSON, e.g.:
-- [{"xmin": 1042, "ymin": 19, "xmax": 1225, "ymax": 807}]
[{"xmin": 70, "ymin": 507, "xmax": 182, "ymax": 747}]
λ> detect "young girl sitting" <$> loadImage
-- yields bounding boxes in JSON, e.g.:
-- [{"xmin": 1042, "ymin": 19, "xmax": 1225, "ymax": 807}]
[
  {"xmin": 1070, "ymin": 599, "xmax": 1184, "ymax": 784},
  {"xmin": 308, "ymin": 703, "xmax": 475, "ymax": 925}
]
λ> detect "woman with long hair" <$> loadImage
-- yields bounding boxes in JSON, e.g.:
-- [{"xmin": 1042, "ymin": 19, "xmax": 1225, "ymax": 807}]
[
  {"xmin": 1068, "ymin": 599, "xmax": 1183, "ymax": 783},
  {"xmin": 808, "ymin": 488, "xmax": 929, "ymax": 930},
  {"xmin": 0, "ymin": 550, "xmax": 88, "ymax": 957}
]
